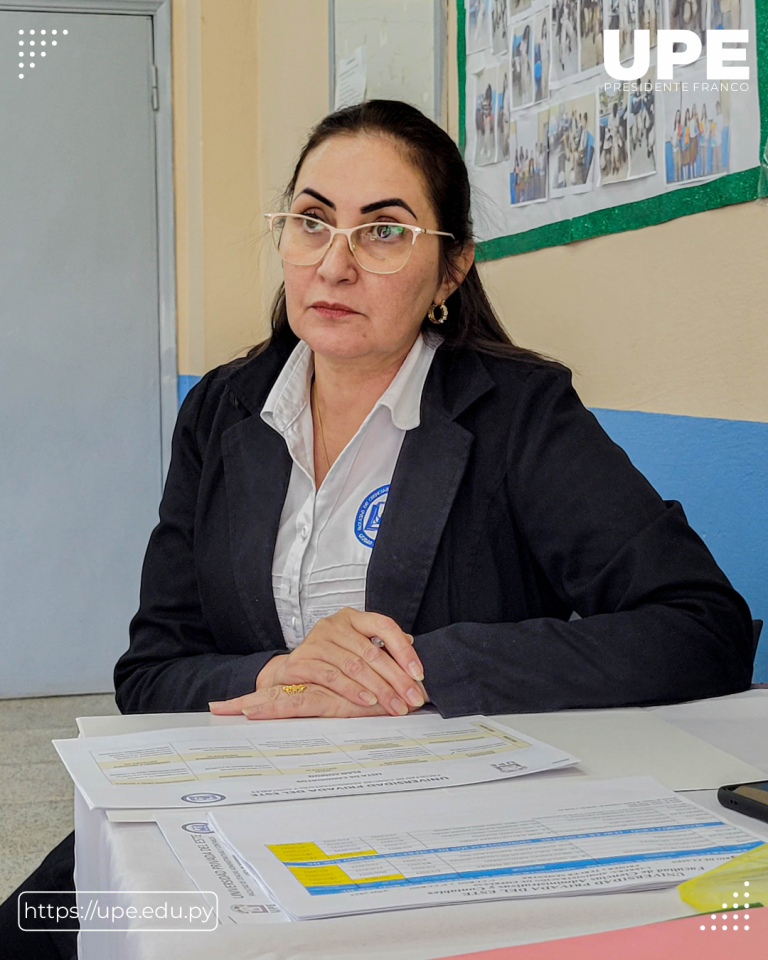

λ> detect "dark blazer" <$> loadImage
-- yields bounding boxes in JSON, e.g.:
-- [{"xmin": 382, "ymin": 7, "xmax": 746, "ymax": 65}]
[{"xmin": 114, "ymin": 337, "xmax": 755, "ymax": 718}]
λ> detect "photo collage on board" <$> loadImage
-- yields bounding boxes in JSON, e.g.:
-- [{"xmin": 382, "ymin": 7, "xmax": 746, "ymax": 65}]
[{"xmin": 466, "ymin": 0, "xmax": 736, "ymax": 211}]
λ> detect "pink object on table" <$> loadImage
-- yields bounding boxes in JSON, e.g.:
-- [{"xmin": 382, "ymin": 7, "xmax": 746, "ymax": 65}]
[{"xmin": 440, "ymin": 907, "xmax": 767, "ymax": 960}]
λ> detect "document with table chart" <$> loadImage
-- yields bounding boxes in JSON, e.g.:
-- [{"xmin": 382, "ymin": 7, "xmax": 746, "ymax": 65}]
[
  {"xmin": 208, "ymin": 776, "xmax": 768, "ymax": 920},
  {"xmin": 52, "ymin": 714, "xmax": 579, "ymax": 809}
]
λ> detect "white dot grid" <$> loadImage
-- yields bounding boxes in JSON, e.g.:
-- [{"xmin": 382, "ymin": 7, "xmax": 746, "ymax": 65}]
[
  {"xmin": 701, "ymin": 882, "xmax": 753, "ymax": 931},
  {"xmin": 16, "ymin": 27, "xmax": 67, "ymax": 78}
]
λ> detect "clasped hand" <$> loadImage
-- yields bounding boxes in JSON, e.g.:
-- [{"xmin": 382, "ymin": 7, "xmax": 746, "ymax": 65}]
[{"xmin": 208, "ymin": 607, "xmax": 427, "ymax": 719}]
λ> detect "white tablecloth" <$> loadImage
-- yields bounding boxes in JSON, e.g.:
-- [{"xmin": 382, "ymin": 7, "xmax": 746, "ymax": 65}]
[{"xmin": 74, "ymin": 689, "xmax": 768, "ymax": 960}]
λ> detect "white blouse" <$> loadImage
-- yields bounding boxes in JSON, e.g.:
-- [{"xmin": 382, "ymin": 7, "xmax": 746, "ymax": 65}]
[{"xmin": 260, "ymin": 331, "xmax": 442, "ymax": 650}]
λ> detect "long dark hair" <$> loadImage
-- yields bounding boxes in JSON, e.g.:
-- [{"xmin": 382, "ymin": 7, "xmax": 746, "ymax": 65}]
[{"xmin": 245, "ymin": 99, "xmax": 562, "ymax": 368}]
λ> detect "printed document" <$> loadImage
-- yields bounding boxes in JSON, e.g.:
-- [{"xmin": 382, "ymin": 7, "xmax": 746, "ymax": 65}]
[
  {"xmin": 208, "ymin": 776, "xmax": 766, "ymax": 919},
  {"xmin": 334, "ymin": 45, "xmax": 367, "ymax": 110},
  {"xmin": 155, "ymin": 812, "xmax": 288, "ymax": 924},
  {"xmin": 53, "ymin": 714, "xmax": 578, "ymax": 810}
]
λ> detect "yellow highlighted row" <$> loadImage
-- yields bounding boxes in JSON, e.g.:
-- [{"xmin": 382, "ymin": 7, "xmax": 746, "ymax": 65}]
[
  {"xmin": 268, "ymin": 842, "xmax": 378, "ymax": 862},
  {"xmin": 287, "ymin": 865, "xmax": 405, "ymax": 887}
]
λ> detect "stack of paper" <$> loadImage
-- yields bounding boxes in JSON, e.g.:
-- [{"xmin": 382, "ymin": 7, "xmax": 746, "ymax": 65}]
[
  {"xmin": 207, "ymin": 776, "xmax": 766, "ymax": 921},
  {"xmin": 53, "ymin": 714, "xmax": 579, "ymax": 810},
  {"xmin": 154, "ymin": 812, "xmax": 289, "ymax": 925},
  {"xmin": 55, "ymin": 713, "xmax": 767, "ymax": 926}
]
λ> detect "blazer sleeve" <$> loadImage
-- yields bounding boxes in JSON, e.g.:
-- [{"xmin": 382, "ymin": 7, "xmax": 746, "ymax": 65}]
[
  {"xmin": 414, "ymin": 366, "xmax": 754, "ymax": 718},
  {"xmin": 113, "ymin": 372, "xmax": 284, "ymax": 714}
]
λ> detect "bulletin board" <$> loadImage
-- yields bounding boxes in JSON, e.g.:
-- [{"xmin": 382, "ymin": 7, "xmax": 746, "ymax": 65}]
[
  {"xmin": 458, "ymin": 0, "xmax": 768, "ymax": 260},
  {"xmin": 330, "ymin": 0, "xmax": 447, "ymax": 123}
]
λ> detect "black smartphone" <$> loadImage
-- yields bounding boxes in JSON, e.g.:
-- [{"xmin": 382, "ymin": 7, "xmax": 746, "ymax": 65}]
[{"xmin": 718, "ymin": 780, "xmax": 768, "ymax": 825}]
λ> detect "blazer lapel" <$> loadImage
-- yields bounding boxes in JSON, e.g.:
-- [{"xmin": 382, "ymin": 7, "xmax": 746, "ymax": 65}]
[
  {"xmin": 221, "ymin": 342, "xmax": 294, "ymax": 650},
  {"xmin": 222, "ymin": 417, "xmax": 291, "ymax": 650},
  {"xmin": 366, "ymin": 347, "xmax": 495, "ymax": 632}
]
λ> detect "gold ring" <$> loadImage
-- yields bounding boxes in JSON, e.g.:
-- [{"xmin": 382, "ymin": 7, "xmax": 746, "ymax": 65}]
[{"xmin": 281, "ymin": 683, "xmax": 308, "ymax": 695}]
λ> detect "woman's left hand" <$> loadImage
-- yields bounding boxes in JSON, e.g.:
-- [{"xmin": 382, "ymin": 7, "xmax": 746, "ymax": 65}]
[{"xmin": 208, "ymin": 682, "xmax": 422, "ymax": 720}]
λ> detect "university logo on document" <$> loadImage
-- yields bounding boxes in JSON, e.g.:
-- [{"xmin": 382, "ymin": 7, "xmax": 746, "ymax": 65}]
[{"xmin": 355, "ymin": 484, "xmax": 389, "ymax": 548}]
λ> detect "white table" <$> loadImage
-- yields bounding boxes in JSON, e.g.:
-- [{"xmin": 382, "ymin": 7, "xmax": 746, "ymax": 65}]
[{"xmin": 74, "ymin": 690, "xmax": 768, "ymax": 960}]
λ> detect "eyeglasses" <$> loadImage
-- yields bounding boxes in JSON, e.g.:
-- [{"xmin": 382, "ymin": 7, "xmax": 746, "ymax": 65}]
[{"xmin": 264, "ymin": 213, "xmax": 455, "ymax": 275}]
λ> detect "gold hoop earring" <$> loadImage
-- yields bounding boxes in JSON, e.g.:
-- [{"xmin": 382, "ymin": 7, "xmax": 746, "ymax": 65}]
[{"xmin": 428, "ymin": 300, "xmax": 448, "ymax": 324}]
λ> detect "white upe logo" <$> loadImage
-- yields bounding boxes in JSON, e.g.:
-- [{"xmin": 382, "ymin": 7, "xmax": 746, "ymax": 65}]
[{"xmin": 604, "ymin": 30, "xmax": 749, "ymax": 80}]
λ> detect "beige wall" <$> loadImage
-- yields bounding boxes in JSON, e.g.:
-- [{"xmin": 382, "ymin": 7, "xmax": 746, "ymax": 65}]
[
  {"xmin": 172, "ymin": 0, "xmax": 328, "ymax": 375},
  {"xmin": 480, "ymin": 201, "xmax": 768, "ymax": 422},
  {"xmin": 172, "ymin": 0, "xmax": 768, "ymax": 423}
]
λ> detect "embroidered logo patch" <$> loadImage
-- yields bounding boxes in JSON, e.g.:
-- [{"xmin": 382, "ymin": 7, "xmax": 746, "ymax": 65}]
[{"xmin": 354, "ymin": 484, "xmax": 389, "ymax": 548}]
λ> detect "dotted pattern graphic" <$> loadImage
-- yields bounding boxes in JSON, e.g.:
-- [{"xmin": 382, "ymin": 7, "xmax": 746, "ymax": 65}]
[
  {"xmin": 699, "ymin": 880, "xmax": 751, "ymax": 931},
  {"xmin": 17, "ymin": 28, "xmax": 68, "ymax": 80}
]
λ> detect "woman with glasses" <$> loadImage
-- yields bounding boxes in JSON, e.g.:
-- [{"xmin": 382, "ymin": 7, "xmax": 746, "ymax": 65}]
[
  {"xmin": 115, "ymin": 98, "xmax": 752, "ymax": 722},
  {"xmin": 115, "ymin": 100, "xmax": 752, "ymax": 718},
  {"xmin": 1, "ymin": 99, "xmax": 753, "ymax": 959}
]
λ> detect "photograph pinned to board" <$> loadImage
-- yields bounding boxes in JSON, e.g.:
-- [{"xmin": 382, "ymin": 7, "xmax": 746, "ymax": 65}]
[
  {"xmin": 601, "ymin": 0, "xmax": 626, "ymax": 63},
  {"xmin": 334, "ymin": 45, "xmax": 366, "ymax": 110},
  {"xmin": 510, "ymin": 0, "xmax": 533, "ymax": 15},
  {"xmin": 710, "ymin": 0, "xmax": 742, "ymax": 27},
  {"xmin": 473, "ymin": 65, "xmax": 498, "ymax": 165},
  {"xmin": 628, "ymin": 67, "xmax": 658, "ymax": 179},
  {"xmin": 510, "ymin": 109, "xmax": 549, "ymax": 204},
  {"xmin": 467, "ymin": 0, "xmax": 492, "ymax": 53},
  {"xmin": 639, "ymin": 0, "xmax": 661, "ymax": 46},
  {"xmin": 598, "ymin": 85, "xmax": 629, "ymax": 184},
  {"xmin": 664, "ymin": 68, "xmax": 731, "ymax": 185},
  {"xmin": 622, "ymin": 0, "xmax": 640, "ymax": 62},
  {"xmin": 580, "ymin": 0, "xmax": 604, "ymax": 71},
  {"xmin": 549, "ymin": 92, "xmax": 596, "ymax": 196},
  {"xmin": 511, "ymin": 18, "xmax": 535, "ymax": 109},
  {"xmin": 491, "ymin": 0, "xmax": 510, "ymax": 54},
  {"xmin": 667, "ymin": 0, "xmax": 707, "ymax": 46},
  {"xmin": 550, "ymin": 0, "xmax": 579, "ymax": 84},
  {"xmin": 507, "ymin": 118, "xmax": 519, "ymax": 181},
  {"xmin": 496, "ymin": 60, "xmax": 512, "ymax": 160},
  {"xmin": 533, "ymin": 9, "xmax": 551, "ymax": 103}
]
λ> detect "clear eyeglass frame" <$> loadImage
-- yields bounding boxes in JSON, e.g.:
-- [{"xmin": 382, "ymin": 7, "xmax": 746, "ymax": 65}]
[{"xmin": 264, "ymin": 212, "xmax": 455, "ymax": 275}]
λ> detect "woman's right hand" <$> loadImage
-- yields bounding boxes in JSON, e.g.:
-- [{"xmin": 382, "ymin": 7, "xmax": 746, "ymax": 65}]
[
  {"xmin": 210, "ymin": 682, "xmax": 396, "ymax": 720},
  {"xmin": 249, "ymin": 608, "xmax": 427, "ymax": 717}
]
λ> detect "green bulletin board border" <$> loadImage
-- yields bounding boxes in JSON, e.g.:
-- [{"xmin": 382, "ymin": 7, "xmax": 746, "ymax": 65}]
[{"xmin": 457, "ymin": 0, "xmax": 768, "ymax": 261}]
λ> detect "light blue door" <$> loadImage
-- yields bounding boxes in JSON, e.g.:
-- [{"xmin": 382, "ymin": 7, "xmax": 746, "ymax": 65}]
[{"xmin": 0, "ymin": 10, "xmax": 165, "ymax": 696}]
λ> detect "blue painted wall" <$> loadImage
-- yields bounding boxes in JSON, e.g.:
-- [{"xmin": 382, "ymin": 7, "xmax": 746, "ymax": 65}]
[
  {"xmin": 593, "ymin": 408, "xmax": 767, "ymax": 682},
  {"xmin": 177, "ymin": 374, "xmax": 201, "ymax": 407}
]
